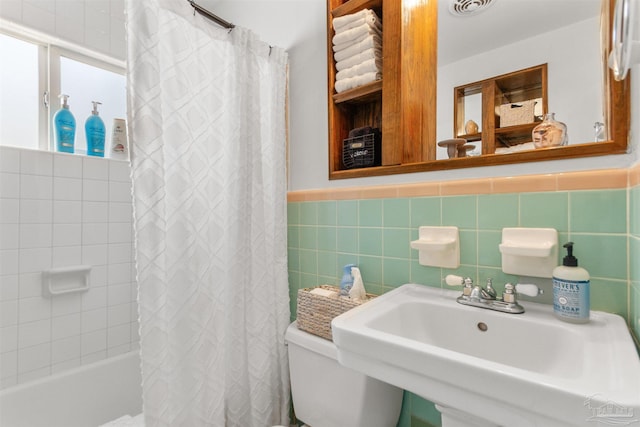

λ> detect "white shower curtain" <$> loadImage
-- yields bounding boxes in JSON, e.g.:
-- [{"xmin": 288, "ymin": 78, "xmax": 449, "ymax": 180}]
[{"xmin": 126, "ymin": 1, "xmax": 290, "ymax": 426}]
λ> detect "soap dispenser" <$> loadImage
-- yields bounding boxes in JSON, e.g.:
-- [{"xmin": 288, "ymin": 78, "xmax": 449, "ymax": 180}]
[
  {"xmin": 340, "ymin": 264, "xmax": 356, "ymax": 296},
  {"xmin": 53, "ymin": 94, "xmax": 76, "ymax": 153},
  {"xmin": 552, "ymin": 242, "xmax": 590, "ymax": 323},
  {"xmin": 85, "ymin": 101, "xmax": 106, "ymax": 157}
]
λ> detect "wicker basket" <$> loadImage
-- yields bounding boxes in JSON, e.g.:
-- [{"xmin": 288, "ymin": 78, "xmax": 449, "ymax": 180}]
[
  {"xmin": 499, "ymin": 99, "xmax": 537, "ymax": 127},
  {"xmin": 296, "ymin": 285, "xmax": 377, "ymax": 341}
]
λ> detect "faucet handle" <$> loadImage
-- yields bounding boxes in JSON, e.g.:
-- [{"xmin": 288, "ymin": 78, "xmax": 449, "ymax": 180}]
[{"xmin": 515, "ymin": 283, "xmax": 544, "ymax": 297}]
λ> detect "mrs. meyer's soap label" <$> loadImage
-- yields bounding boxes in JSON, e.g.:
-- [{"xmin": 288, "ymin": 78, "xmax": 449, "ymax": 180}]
[{"xmin": 552, "ymin": 278, "xmax": 590, "ymax": 321}]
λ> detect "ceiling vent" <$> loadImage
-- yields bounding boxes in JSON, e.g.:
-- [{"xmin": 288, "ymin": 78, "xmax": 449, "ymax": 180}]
[{"xmin": 448, "ymin": 0, "xmax": 497, "ymax": 17}]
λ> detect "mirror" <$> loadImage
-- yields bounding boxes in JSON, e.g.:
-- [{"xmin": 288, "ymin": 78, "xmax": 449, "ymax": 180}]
[
  {"xmin": 429, "ymin": 0, "xmax": 630, "ymax": 166},
  {"xmin": 437, "ymin": 0, "xmax": 604, "ymax": 159}
]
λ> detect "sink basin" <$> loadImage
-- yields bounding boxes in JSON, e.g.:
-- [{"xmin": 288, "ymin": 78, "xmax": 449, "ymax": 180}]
[{"xmin": 331, "ymin": 284, "xmax": 640, "ymax": 427}]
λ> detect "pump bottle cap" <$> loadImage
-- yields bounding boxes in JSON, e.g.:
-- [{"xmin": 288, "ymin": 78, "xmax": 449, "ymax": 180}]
[
  {"xmin": 562, "ymin": 242, "xmax": 578, "ymax": 267},
  {"xmin": 59, "ymin": 94, "xmax": 70, "ymax": 109},
  {"xmin": 90, "ymin": 101, "xmax": 102, "ymax": 116}
]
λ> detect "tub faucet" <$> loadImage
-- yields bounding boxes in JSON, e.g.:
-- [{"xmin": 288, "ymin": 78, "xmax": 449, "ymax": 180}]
[{"xmin": 445, "ymin": 275, "xmax": 543, "ymax": 314}]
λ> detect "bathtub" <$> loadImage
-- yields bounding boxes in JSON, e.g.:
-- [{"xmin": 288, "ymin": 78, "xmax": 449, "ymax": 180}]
[{"xmin": 0, "ymin": 351, "xmax": 142, "ymax": 427}]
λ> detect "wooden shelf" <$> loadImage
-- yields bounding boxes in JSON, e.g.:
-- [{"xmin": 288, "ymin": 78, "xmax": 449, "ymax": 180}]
[
  {"xmin": 332, "ymin": 0, "xmax": 382, "ymax": 18},
  {"xmin": 333, "ymin": 80, "xmax": 382, "ymax": 104}
]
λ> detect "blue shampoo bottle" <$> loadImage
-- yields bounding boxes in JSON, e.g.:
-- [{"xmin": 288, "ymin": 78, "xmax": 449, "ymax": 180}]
[
  {"xmin": 53, "ymin": 94, "xmax": 76, "ymax": 153},
  {"xmin": 85, "ymin": 101, "xmax": 106, "ymax": 157}
]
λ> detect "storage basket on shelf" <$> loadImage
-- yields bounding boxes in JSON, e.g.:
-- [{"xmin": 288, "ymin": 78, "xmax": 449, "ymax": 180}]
[
  {"xmin": 296, "ymin": 284, "xmax": 377, "ymax": 341},
  {"xmin": 342, "ymin": 126, "xmax": 381, "ymax": 169},
  {"xmin": 499, "ymin": 99, "xmax": 537, "ymax": 127}
]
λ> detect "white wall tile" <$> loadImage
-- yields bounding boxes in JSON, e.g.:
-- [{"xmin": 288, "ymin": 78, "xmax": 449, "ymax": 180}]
[
  {"xmin": 82, "ymin": 243, "xmax": 108, "ymax": 266},
  {"xmin": 20, "ymin": 199, "xmax": 53, "ymax": 223},
  {"xmin": 83, "ymin": 157, "xmax": 109, "ymax": 180},
  {"xmin": 53, "ymin": 200, "xmax": 82, "ymax": 224},
  {"xmin": 51, "ymin": 335, "xmax": 81, "ymax": 364},
  {"xmin": 18, "ymin": 342, "xmax": 51, "ymax": 373},
  {"xmin": 52, "ymin": 245, "xmax": 82, "ymax": 267},
  {"xmin": 81, "ymin": 349, "xmax": 105, "ymax": 365},
  {"xmin": 0, "ymin": 249, "xmax": 19, "ymax": 276},
  {"xmin": 25, "ymin": 0, "xmax": 55, "ymax": 14},
  {"xmin": 82, "ymin": 222, "xmax": 108, "ymax": 246},
  {"xmin": 108, "ymin": 202, "xmax": 132, "ymax": 223},
  {"xmin": 108, "ymin": 222, "xmax": 131, "ymax": 243},
  {"xmin": 0, "ymin": 173, "xmax": 20, "ymax": 198},
  {"xmin": 107, "ymin": 323, "xmax": 129, "ymax": 348},
  {"xmin": 53, "ymin": 153, "xmax": 83, "ymax": 178},
  {"xmin": 108, "ymin": 181, "xmax": 131, "ymax": 202},
  {"xmin": 18, "ymin": 247, "xmax": 51, "ymax": 273},
  {"xmin": 84, "ymin": 2, "xmax": 110, "ymax": 54},
  {"xmin": 18, "ymin": 366, "xmax": 51, "ymax": 384},
  {"xmin": 51, "ymin": 357, "xmax": 80, "ymax": 374},
  {"xmin": 22, "ymin": 1, "xmax": 55, "ymax": 34},
  {"xmin": 82, "ymin": 285, "xmax": 107, "ymax": 311},
  {"xmin": 1, "ymin": 325, "xmax": 18, "ymax": 352},
  {"xmin": 52, "ymin": 313, "xmax": 81, "ymax": 340},
  {"xmin": 83, "ymin": 201, "xmax": 108, "ymax": 222},
  {"xmin": 82, "ymin": 307, "xmax": 106, "ymax": 333},
  {"xmin": 107, "ymin": 302, "xmax": 130, "ymax": 327},
  {"xmin": 109, "ymin": 160, "xmax": 130, "ymax": 182},
  {"xmin": 53, "ymin": 177, "xmax": 82, "ymax": 201},
  {"xmin": 0, "ymin": 351, "xmax": 18, "ymax": 380},
  {"xmin": 18, "ymin": 318, "xmax": 51, "ymax": 348},
  {"xmin": 90, "ymin": 264, "xmax": 108, "ymax": 287},
  {"xmin": 109, "ymin": 0, "xmax": 124, "ymax": 19},
  {"xmin": 51, "ymin": 293, "xmax": 82, "ymax": 317},
  {"xmin": 108, "ymin": 242, "xmax": 131, "ymax": 264},
  {"xmin": 0, "ymin": 300, "xmax": 18, "ymax": 327},
  {"xmin": 19, "ymin": 273, "xmax": 42, "ymax": 299},
  {"xmin": 19, "ymin": 223, "xmax": 52, "ymax": 248},
  {"xmin": 109, "ymin": 17, "xmax": 126, "ymax": 59},
  {"xmin": 18, "ymin": 297, "xmax": 51, "ymax": 323},
  {"xmin": 0, "ymin": 224, "xmax": 19, "ymax": 249},
  {"xmin": 0, "ymin": 147, "xmax": 21, "ymax": 173},
  {"xmin": 20, "ymin": 174, "xmax": 52, "ymax": 200},
  {"xmin": 83, "ymin": 179, "xmax": 108, "ymax": 202},
  {"xmin": 108, "ymin": 262, "xmax": 130, "ymax": 285},
  {"xmin": 81, "ymin": 328, "xmax": 106, "ymax": 355},
  {"xmin": 53, "ymin": 224, "xmax": 82, "ymax": 247},
  {"xmin": 20, "ymin": 150, "xmax": 53, "ymax": 176},
  {"xmin": 0, "ymin": 199, "xmax": 19, "ymax": 223},
  {"xmin": 107, "ymin": 282, "xmax": 129, "ymax": 306},
  {"xmin": 54, "ymin": 0, "xmax": 85, "ymax": 46},
  {"xmin": 0, "ymin": 275, "xmax": 19, "ymax": 301},
  {"xmin": 107, "ymin": 343, "xmax": 130, "ymax": 357}
]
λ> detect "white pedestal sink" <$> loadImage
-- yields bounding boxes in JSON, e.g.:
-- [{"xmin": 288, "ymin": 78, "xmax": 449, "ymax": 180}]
[{"xmin": 331, "ymin": 284, "xmax": 640, "ymax": 427}]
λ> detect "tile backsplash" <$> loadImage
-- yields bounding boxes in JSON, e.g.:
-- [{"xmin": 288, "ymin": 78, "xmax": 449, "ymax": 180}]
[{"xmin": 0, "ymin": 146, "xmax": 138, "ymax": 389}]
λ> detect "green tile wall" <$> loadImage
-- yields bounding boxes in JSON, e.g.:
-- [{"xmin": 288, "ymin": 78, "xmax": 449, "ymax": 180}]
[{"xmin": 287, "ymin": 188, "xmax": 637, "ymax": 427}]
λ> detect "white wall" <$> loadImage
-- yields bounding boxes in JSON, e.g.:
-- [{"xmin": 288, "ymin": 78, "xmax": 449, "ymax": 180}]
[
  {"xmin": 0, "ymin": 0, "xmax": 126, "ymax": 61},
  {"xmin": 0, "ymin": 147, "xmax": 138, "ymax": 389},
  {"xmin": 209, "ymin": 0, "xmax": 639, "ymax": 191}
]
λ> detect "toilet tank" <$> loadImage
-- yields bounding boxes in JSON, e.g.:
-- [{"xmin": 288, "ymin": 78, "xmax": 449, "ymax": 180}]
[{"xmin": 286, "ymin": 322, "xmax": 403, "ymax": 427}]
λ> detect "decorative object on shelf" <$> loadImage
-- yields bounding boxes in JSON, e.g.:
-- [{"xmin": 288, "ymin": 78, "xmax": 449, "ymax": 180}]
[
  {"xmin": 593, "ymin": 121, "xmax": 605, "ymax": 142},
  {"xmin": 457, "ymin": 144, "xmax": 475, "ymax": 158},
  {"xmin": 438, "ymin": 138, "xmax": 466, "ymax": 158},
  {"xmin": 532, "ymin": 112, "xmax": 568, "ymax": 148},
  {"xmin": 499, "ymin": 99, "xmax": 537, "ymax": 127},
  {"xmin": 464, "ymin": 119, "xmax": 479, "ymax": 134}
]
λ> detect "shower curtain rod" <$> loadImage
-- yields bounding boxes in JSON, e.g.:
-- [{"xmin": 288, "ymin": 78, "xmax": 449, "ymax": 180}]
[{"xmin": 189, "ymin": 0, "xmax": 235, "ymax": 29}]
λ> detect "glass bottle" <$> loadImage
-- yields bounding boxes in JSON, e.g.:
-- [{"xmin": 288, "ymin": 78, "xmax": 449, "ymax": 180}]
[{"xmin": 532, "ymin": 113, "xmax": 567, "ymax": 149}]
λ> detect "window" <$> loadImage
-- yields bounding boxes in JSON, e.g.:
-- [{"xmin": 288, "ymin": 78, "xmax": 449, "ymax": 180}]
[{"xmin": 0, "ymin": 29, "xmax": 126, "ymax": 154}]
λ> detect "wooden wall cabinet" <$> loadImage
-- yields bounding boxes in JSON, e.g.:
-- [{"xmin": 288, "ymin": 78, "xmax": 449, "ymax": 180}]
[
  {"xmin": 327, "ymin": 0, "xmax": 437, "ymax": 179},
  {"xmin": 453, "ymin": 64, "xmax": 548, "ymax": 155}
]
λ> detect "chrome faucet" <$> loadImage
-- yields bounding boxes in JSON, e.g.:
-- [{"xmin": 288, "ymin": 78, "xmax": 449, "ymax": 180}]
[{"xmin": 445, "ymin": 275, "xmax": 543, "ymax": 314}]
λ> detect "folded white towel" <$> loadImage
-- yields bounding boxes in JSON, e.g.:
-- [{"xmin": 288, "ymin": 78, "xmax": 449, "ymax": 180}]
[
  {"xmin": 335, "ymin": 72, "xmax": 382, "ymax": 93},
  {"xmin": 334, "ymin": 14, "xmax": 382, "ymax": 35},
  {"xmin": 333, "ymin": 9, "xmax": 381, "ymax": 32},
  {"xmin": 333, "ymin": 25, "xmax": 381, "ymax": 53},
  {"xmin": 334, "ymin": 35, "xmax": 381, "ymax": 62},
  {"xmin": 336, "ymin": 47, "xmax": 382, "ymax": 72},
  {"xmin": 333, "ymin": 22, "xmax": 381, "ymax": 47},
  {"xmin": 336, "ymin": 58, "xmax": 382, "ymax": 81}
]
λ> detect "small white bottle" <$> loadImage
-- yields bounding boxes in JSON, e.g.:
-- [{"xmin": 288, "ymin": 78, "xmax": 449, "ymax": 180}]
[{"xmin": 552, "ymin": 242, "xmax": 590, "ymax": 323}]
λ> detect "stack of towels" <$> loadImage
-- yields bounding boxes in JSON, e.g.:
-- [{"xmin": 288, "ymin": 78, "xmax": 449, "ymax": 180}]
[{"xmin": 332, "ymin": 9, "xmax": 382, "ymax": 93}]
